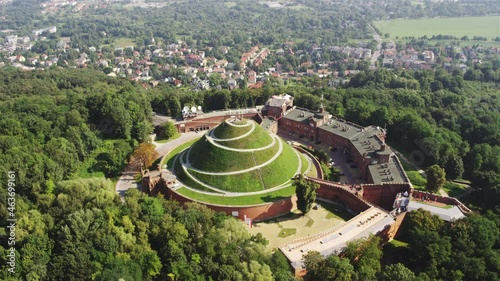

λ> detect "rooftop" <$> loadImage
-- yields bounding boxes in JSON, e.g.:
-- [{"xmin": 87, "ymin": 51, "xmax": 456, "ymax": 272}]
[
  {"xmin": 368, "ymin": 160, "xmax": 407, "ymax": 184},
  {"xmin": 283, "ymin": 107, "xmax": 325, "ymax": 124},
  {"xmin": 269, "ymin": 98, "xmax": 288, "ymax": 108},
  {"xmin": 407, "ymin": 200, "xmax": 466, "ymax": 221},
  {"xmin": 267, "ymin": 94, "xmax": 293, "ymax": 108},
  {"xmin": 261, "ymin": 117, "xmax": 277, "ymax": 131},
  {"xmin": 320, "ymin": 119, "xmax": 389, "ymax": 159},
  {"xmin": 281, "ymin": 207, "xmax": 394, "ymax": 269}
]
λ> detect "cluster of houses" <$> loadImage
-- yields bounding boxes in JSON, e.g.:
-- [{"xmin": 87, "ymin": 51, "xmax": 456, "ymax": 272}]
[
  {"xmin": 40, "ymin": 0, "xmax": 110, "ymax": 14},
  {"xmin": 1, "ymin": 24, "xmax": 498, "ymax": 88},
  {"xmin": 381, "ymin": 41, "xmax": 499, "ymax": 71},
  {"xmin": 382, "ymin": 43, "xmax": 437, "ymax": 70}
]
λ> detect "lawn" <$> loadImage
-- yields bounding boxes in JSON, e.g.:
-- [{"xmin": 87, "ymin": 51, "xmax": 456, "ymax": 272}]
[
  {"xmin": 223, "ymin": 2, "xmax": 237, "ymax": 7},
  {"xmin": 175, "ymin": 184, "xmax": 296, "ymax": 206},
  {"xmin": 188, "ymin": 135, "xmax": 280, "ymax": 172},
  {"xmin": 443, "ymin": 182, "xmax": 469, "ymax": 197},
  {"xmin": 278, "ymin": 228, "xmax": 297, "ymax": 238},
  {"xmin": 155, "ymin": 132, "xmax": 181, "ymax": 143},
  {"xmin": 374, "ymin": 16, "xmax": 500, "ymax": 40},
  {"xmin": 216, "ymin": 123, "xmax": 274, "ymax": 149},
  {"xmin": 406, "ymin": 171, "xmax": 426, "ymax": 190},
  {"xmin": 318, "ymin": 201, "xmax": 355, "ymax": 221},
  {"xmin": 389, "ymin": 239, "xmax": 409, "ymax": 248},
  {"xmin": 213, "ymin": 120, "xmax": 252, "ymax": 139},
  {"xmin": 114, "ymin": 37, "xmax": 136, "ymax": 48},
  {"xmin": 300, "ymin": 153, "xmax": 309, "ymax": 174}
]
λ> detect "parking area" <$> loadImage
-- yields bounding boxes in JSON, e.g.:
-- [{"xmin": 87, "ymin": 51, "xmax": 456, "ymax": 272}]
[{"xmin": 278, "ymin": 132, "xmax": 366, "ymax": 185}]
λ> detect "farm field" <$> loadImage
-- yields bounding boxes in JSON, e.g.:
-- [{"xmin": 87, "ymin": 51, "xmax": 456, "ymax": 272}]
[{"xmin": 374, "ymin": 16, "xmax": 500, "ymax": 40}]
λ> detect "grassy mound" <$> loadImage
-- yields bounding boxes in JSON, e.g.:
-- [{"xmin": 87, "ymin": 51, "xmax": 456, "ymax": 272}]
[
  {"xmin": 188, "ymin": 139, "xmax": 299, "ymax": 192},
  {"xmin": 215, "ymin": 122, "xmax": 274, "ymax": 149},
  {"xmin": 174, "ymin": 118, "xmax": 302, "ymax": 194},
  {"xmin": 189, "ymin": 137, "xmax": 279, "ymax": 173},
  {"xmin": 213, "ymin": 119, "xmax": 252, "ymax": 139}
]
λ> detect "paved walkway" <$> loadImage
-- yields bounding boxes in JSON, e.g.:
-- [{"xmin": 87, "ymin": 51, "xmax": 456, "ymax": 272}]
[{"xmin": 115, "ymin": 131, "xmax": 200, "ymax": 198}]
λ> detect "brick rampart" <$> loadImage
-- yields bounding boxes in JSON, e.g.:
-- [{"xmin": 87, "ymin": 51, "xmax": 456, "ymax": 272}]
[
  {"xmin": 167, "ymin": 188, "xmax": 297, "ymax": 222},
  {"xmin": 316, "ymin": 184, "xmax": 371, "ymax": 213},
  {"xmin": 412, "ymin": 190, "xmax": 471, "ymax": 213},
  {"xmin": 362, "ymin": 183, "xmax": 411, "ymax": 210}
]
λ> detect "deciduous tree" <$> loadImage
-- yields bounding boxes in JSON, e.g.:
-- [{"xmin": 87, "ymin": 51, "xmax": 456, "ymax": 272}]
[
  {"xmin": 295, "ymin": 174, "xmax": 318, "ymax": 214},
  {"xmin": 426, "ymin": 164, "xmax": 446, "ymax": 192},
  {"xmin": 130, "ymin": 143, "xmax": 159, "ymax": 171}
]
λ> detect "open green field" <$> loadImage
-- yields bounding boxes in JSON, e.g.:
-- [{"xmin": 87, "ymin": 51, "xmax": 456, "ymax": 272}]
[
  {"xmin": 443, "ymin": 181, "xmax": 469, "ymax": 197},
  {"xmin": 113, "ymin": 37, "xmax": 136, "ymax": 48},
  {"xmin": 374, "ymin": 16, "xmax": 500, "ymax": 40},
  {"xmin": 223, "ymin": 2, "xmax": 237, "ymax": 7},
  {"xmin": 155, "ymin": 132, "xmax": 181, "ymax": 144}
]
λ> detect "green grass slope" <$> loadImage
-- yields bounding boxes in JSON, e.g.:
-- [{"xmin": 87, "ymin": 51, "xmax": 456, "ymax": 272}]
[
  {"xmin": 213, "ymin": 119, "xmax": 253, "ymax": 139},
  {"xmin": 188, "ymin": 136, "xmax": 280, "ymax": 172},
  {"xmin": 216, "ymin": 123, "xmax": 274, "ymax": 149},
  {"xmin": 188, "ymin": 139, "xmax": 300, "ymax": 192}
]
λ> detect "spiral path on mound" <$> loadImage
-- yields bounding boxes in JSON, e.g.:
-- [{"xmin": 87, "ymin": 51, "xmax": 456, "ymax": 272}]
[
  {"xmin": 174, "ymin": 146, "xmax": 305, "ymax": 196},
  {"xmin": 182, "ymin": 135, "xmax": 283, "ymax": 175},
  {"xmin": 173, "ymin": 119, "xmax": 306, "ymax": 195}
]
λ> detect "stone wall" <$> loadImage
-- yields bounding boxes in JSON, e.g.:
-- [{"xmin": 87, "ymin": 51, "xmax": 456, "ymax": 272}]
[
  {"xmin": 167, "ymin": 188, "xmax": 298, "ymax": 222},
  {"xmin": 316, "ymin": 184, "xmax": 371, "ymax": 213},
  {"xmin": 362, "ymin": 183, "xmax": 412, "ymax": 210}
]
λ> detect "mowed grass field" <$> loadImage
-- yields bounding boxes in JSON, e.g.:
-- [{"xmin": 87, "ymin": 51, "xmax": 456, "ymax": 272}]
[{"xmin": 374, "ymin": 16, "xmax": 500, "ymax": 40}]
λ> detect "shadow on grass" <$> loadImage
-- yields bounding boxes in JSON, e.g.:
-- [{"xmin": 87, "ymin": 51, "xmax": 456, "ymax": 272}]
[
  {"xmin": 166, "ymin": 153, "xmax": 179, "ymax": 169},
  {"xmin": 319, "ymin": 201, "xmax": 355, "ymax": 221},
  {"xmin": 260, "ymin": 195, "xmax": 289, "ymax": 202}
]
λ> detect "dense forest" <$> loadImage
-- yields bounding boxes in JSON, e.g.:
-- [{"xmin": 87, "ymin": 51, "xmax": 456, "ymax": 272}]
[{"xmin": 0, "ymin": 65, "xmax": 498, "ymax": 280}]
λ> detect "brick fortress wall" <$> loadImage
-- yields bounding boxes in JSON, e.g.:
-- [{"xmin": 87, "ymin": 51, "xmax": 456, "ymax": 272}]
[{"xmin": 167, "ymin": 188, "xmax": 298, "ymax": 222}]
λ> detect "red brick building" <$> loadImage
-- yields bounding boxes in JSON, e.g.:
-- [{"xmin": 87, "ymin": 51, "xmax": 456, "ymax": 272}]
[
  {"xmin": 262, "ymin": 94, "xmax": 294, "ymax": 117},
  {"xmin": 280, "ymin": 107, "xmax": 328, "ymax": 140}
]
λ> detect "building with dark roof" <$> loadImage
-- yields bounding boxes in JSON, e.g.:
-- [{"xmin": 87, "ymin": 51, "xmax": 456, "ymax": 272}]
[
  {"xmin": 280, "ymin": 107, "xmax": 328, "ymax": 140},
  {"xmin": 281, "ymin": 107, "xmax": 407, "ymax": 186}
]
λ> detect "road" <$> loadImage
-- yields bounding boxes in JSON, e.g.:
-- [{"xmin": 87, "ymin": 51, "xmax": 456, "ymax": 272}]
[
  {"xmin": 115, "ymin": 131, "xmax": 200, "ymax": 198},
  {"xmin": 370, "ymin": 25, "xmax": 382, "ymax": 68}
]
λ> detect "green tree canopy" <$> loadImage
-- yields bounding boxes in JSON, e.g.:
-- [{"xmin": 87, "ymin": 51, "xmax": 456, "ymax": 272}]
[
  {"xmin": 294, "ymin": 174, "xmax": 319, "ymax": 214},
  {"xmin": 426, "ymin": 164, "xmax": 446, "ymax": 193}
]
